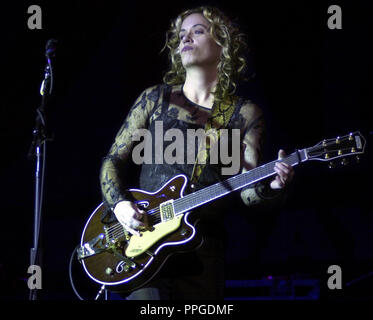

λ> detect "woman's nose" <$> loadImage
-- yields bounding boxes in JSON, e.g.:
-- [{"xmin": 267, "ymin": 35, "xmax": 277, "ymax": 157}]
[{"xmin": 182, "ymin": 31, "xmax": 193, "ymax": 43}]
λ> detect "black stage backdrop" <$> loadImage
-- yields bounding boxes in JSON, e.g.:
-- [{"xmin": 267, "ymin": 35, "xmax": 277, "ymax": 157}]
[{"xmin": 1, "ymin": 0, "xmax": 372, "ymax": 301}]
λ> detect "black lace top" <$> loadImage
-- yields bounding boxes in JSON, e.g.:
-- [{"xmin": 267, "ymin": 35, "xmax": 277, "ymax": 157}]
[{"xmin": 100, "ymin": 84, "xmax": 273, "ymax": 215}]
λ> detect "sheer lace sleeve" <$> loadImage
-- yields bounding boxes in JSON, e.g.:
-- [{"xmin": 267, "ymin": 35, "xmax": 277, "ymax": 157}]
[
  {"xmin": 99, "ymin": 85, "xmax": 161, "ymax": 208},
  {"xmin": 239, "ymin": 101, "xmax": 282, "ymax": 206}
]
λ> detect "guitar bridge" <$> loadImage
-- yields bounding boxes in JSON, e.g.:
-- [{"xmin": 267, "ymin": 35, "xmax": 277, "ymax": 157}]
[{"xmin": 77, "ymin": 233, "xmax": 107, "ymax": 260}]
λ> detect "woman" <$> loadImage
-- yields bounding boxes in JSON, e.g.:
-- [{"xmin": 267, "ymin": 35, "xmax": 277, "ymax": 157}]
[{"xmin": 100, "ymin": 6, "xmax": 294, "ymax": 300}]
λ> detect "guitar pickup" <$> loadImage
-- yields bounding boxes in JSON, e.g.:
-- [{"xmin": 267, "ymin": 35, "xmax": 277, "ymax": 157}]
[{"xmin": 159, "ymin": 200, "xmax": 175, "ymax": 222}]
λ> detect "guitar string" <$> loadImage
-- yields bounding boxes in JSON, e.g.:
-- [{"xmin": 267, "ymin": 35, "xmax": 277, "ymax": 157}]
[
  {"xmin": 106, "ymin": 162, "xmax": 271, "ymax": 240},
  {"xmin": 114, "ymin": 143, "xmax": 345, "ymax": 226},
  {"xmin": 106, "ymin": 161, "xmax": 268, "ymax": 238},
  {"xmin": 106, "ymin": 208, "xmax": 162, "ymax": 239},
  {"xmin": 170, "ymin": 150, "xmax": 305, "ymax": 213},
  {"xmin": 107, "ymin": 144, "xmax": 351, "ymax": 241},
  {"xmin": 107, "ymin": 209, "xmax": 166, "ymax": 240},
  {"xmin": 106, "ymin": 208, "xmax": 162, "ymax": 232},
  {"xmin": 108, "ymin": 145, "xmax": 354, "ymax": 241},
  {"xmin": 106, "ymin": 151, "xmax": 304, "ymax": 240},
  {"xmin": 102, "ymin": 141, "xmax": 354, "ymax": 240},
  {"xmin": 174, "ymin": 157, "xmax": 290, "ymax": 212},
  {"xmin": 106, "ymin": 156, "xmax": 293, "ymax": 239},
  {"xmin": 104, "ymin": 143, "xmax": 356, "ymax": 240},
  {"xmin": 106, "ymin": 161, "xmax": 277, "ymax": 240},
  {"xmin": 106, "ymin": 205, "xmax": 167, "ymax": 239}
]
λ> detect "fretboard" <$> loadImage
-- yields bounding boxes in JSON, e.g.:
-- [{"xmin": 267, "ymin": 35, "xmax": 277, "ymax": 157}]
[{"xmin": 174, "ymin": 149, "xmax": 308, "ymax": 214}]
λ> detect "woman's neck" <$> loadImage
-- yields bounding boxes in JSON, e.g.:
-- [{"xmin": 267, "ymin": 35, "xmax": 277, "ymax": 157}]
[{"xmin": 183, "ymin": 66, "xmax": 218, "ymax": 109}]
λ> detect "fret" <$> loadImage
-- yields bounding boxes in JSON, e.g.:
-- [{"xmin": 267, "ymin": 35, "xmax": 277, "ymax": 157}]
[{"xmin": 174, "ymin": 149, "xmax": 307, "ymax": 214}]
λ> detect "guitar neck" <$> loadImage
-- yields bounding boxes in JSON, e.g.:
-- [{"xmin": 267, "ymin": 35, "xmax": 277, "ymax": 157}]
[{"xmin": 174, "ymin": 149, "xmax": 308, "ymax": 214}]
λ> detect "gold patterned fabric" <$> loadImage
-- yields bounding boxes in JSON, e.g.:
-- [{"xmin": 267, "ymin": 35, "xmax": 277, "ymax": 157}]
[{"xmin": 190, "ymin": 95, "xmax": 238, "ymax": 185}]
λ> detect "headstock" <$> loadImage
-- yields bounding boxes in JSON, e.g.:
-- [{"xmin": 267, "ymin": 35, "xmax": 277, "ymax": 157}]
[{"xmin": 306, "ymin": 132, "xmax": 366, "ymax": 167}]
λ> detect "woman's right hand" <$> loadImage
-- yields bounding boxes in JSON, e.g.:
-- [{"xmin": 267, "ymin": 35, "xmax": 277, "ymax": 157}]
[{"xmin": 113, "ymin": 200, "xmax": 145, "ymax": 231}]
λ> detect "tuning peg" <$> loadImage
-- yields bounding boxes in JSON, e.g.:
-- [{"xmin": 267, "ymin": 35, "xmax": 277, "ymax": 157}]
[
  {"xmin": 328, "ymin": 161, "xmax": 336, "ymax": 169},
  {"xmin": 341, "ymin": 158, "xmax": 348, "ymax": 166}
]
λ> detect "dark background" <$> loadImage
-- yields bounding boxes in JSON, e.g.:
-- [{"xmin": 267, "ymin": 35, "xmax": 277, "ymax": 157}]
[{"xmin": 1, "ymin": 0, "xmax": 372, "ymax": 300}]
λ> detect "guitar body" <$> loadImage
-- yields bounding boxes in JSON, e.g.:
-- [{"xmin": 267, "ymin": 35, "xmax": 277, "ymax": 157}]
[{"xmin": 79, "ymin": 175, "xmax": 201, "ymax": 292}]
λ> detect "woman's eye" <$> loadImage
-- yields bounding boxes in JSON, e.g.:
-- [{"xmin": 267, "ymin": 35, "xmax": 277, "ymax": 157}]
[{"xmin": 179, "ymin": 29, "xmax": 204, "ymax": 41}]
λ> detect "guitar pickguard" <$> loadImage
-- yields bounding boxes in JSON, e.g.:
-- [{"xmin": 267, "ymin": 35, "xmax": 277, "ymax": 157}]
[{"xmin": 125, "ymin": 214, "xmax": 184, "ymax": 258}]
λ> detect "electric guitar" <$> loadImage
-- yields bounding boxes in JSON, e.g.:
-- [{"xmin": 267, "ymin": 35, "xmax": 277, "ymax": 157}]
[{"xmin": 77, "ymin": 132, "xmax": 366, "ymax": 292}]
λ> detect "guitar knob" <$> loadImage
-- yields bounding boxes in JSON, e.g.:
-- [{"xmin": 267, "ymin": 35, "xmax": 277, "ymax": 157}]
[
  {"xmin": 341, "ymin": 158, "xmax": 348, "ymax": 166},
  {"xmin": 105, "ymin": 267, "xmax": 114, "ymax": 276},
  {"xmin": 356, "ymin": 156, "xmax": 360, "ymax": 163},
  {"xmin": 328, "ymin": 161, "xmax": 335, "ymax": 169}
]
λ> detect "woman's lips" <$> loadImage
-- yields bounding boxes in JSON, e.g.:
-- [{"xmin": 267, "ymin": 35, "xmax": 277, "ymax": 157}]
[{"xmin": 182, "ymin": 46, "xmax": 194, "ymax": 52}]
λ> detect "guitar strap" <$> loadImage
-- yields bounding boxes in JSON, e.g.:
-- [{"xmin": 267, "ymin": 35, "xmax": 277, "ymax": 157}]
[{"xmin": 190, "ymin": 95, "xmax": 238, "ymax": 186}]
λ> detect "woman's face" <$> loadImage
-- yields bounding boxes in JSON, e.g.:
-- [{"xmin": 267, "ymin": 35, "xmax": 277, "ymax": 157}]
[{"xmin": 178, "ymin": 13, "xmax": 222, "ymax": 69}]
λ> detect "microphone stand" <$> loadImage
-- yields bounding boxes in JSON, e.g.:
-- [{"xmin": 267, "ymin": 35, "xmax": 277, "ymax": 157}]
[{"xmin": 28, "ymin": 39, "xmax": 57, "ymax": 300}]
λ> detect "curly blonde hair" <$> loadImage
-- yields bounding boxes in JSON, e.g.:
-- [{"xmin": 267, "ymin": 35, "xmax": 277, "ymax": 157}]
[{"xmin": 163, "ymin": 6, "xmax": 248, "ymax": 103}]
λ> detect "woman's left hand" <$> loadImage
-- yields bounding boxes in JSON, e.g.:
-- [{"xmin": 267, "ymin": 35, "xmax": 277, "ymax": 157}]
[{"xmin": 270, "ymin": 149, "xmax": 295, "ymax": 189}]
